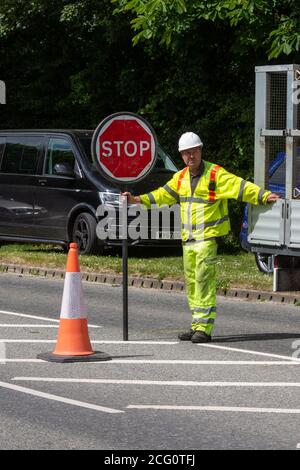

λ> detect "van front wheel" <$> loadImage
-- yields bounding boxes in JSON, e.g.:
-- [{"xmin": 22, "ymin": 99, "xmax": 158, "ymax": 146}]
[{"xmin": 72, "ymin": 212, "xmax": 99, "ymax": 255}]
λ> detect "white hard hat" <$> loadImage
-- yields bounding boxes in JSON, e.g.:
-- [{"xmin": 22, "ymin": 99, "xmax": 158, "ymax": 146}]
[{"xmin": 178, "ymin": 132, "xmax": 203, "ymax": 152}]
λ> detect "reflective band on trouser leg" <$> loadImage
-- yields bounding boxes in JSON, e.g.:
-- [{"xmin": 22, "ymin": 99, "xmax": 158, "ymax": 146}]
[
  {"xmin": 192, "ymin": 307, "xmax": 216, "ymax": 335},
  {"xmin": 183, "ymin": 240, "xmax": 217, "ymax": 335}
]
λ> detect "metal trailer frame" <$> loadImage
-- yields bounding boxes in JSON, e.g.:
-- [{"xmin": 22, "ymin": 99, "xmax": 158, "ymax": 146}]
[{"xmin": 249, "ymin": 64, "xmax": 300, "ymax": 290}]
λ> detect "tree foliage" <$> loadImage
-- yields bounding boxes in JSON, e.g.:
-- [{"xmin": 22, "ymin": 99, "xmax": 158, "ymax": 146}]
[
  {"xmin": 0, "ymin": 0, "xmax": 157, "ymax": 128},
  {"xmin": 112, "ymin": 0, "xmax": 300, "ymax": 59},
  {"xmin": 1, "ymin": 1, "xmax": 300, "ymax": 246}
]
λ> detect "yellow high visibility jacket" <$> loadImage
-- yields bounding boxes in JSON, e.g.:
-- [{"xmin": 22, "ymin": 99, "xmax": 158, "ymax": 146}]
[{"xmin": 139, "ymin": 160, "xmax": 271, "ymax": 243}]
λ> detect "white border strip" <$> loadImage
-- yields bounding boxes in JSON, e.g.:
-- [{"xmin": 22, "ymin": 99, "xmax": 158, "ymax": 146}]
[{"xmin": 0, "ymin": 381, "xmax": 123, "ymax": 414}]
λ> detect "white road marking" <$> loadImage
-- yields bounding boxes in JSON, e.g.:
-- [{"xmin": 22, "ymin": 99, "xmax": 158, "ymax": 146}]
[
  {"xmin": 12, "ymin": 378, "xmax": 300, "ymax": 387},
  {"xmin": 1, "ymin": 359, "xmax": 44, "ymax": 363},
  {"xmin": 0, "ymin": 339, "xmax": 178, "ymax": 344},
  {"xmin": 0, "ymin": 310, "xmax": 100, "ymax": 328},
  {"xmin": 2, "ymin": 359, "xmax": 300, "ymax": 365},
  {"xmin": 1, "ymin": 337, "xmax": 300, "ymax": 366},
  {"xmin": 0, "ymin": 381, "xmax": 123, "ymax": 414},
  {"xmin": 0, "ymin": 340, "xmax": 56, "ymax": 343},
  {"xmin": 111, "ymin": 359, "xmax": 300, "ymax": 365},
  {"xmin": 127, "ymin": 405, "xmax": 300, "ymax": 414},
  {"xmin": 199, "ymin": 343, "xmax": 300, "ymax": 362},
  {"xmin": 0, "ymin": 324, "xmax": 59, "ymax": 328},
  {"xmin": 0, "ymin": 310, "xmax": 60, "ymax": 323},
  {"xmin": 89, "ymin": 340, "xmax": 178, "ymax": 344},
  {"xmin": 0, "ymin": 342, "xmax": 5, "ymax": 364}
]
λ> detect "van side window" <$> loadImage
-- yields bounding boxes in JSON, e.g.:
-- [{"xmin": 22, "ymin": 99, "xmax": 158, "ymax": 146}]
[
  {"xmin": 0, "ymin": 136, "xmax": 42, "ymax": 174},
  {"xmin": 45, "ymin": 138, "xmax": 76, "ymax": 175}
]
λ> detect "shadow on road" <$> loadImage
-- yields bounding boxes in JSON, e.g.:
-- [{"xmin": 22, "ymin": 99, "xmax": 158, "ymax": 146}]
[
  {"xmin": 109, "ymin": 354, "xmax": 154, "ymax": 359},
  {"xmin": 212, "ymin": 333, "xmax": 300, "ymax": 343}
]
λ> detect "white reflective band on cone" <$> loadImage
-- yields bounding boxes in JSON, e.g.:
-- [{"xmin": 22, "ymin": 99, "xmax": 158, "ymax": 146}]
[{"xmin": 60, "ymin": 272, "xmax": 86, "ymax": 319}]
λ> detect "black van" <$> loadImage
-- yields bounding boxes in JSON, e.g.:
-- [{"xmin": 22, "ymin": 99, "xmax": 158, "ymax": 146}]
[{"xmin": 0, "ymin": 130, "xmax": 179, "ymax": 254}]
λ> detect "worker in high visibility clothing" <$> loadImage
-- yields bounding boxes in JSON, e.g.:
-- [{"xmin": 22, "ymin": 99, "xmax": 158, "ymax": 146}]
[{"xmin": 123, "ymin": 132, "xmax": 279, "ymax": 343}]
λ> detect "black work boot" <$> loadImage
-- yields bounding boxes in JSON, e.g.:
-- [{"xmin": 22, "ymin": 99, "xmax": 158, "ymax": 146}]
[
  {"xmin": 178, "ymin": 329, "xmax": 194, "ymax": 341},
  {"xmin": 191, "ymin": 331, "xmax": 212, "ymax": 343}
]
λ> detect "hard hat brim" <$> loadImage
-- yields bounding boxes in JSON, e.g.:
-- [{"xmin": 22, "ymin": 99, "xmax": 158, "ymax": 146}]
[{"xmin": 178, "ymin": 142, "xmax": 203, "ymax": 152}]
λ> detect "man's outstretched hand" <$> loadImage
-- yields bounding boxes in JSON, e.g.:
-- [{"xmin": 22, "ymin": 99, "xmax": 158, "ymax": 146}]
[
  {"xmin": 121, "ymin": 192, "xmax": 141, "ymax": 204},
  {"xmin": 267, "ymin": 193, "xmax": 280, "ymax": 203}
]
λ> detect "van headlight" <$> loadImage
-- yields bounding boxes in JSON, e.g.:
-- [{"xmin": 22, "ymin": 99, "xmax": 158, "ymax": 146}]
[{"xmin": 99, "ymin": 192, "xmax": 121, "ymax": 207}]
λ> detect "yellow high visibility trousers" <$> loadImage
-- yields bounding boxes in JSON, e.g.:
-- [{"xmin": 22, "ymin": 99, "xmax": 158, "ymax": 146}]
[{"xmin": 183, "ymin": 239, "xmax": 217, "ymax": 335}]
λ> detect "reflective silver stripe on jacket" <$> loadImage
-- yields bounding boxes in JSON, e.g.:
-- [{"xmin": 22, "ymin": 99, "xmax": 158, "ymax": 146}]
[
  {"xmin": 186, "ymin": 201, "xmax": 193, "ymax": 241},
  {"xmin": 179, "ymin": 196, "xmax": 216, "ymax": 204},
  {"xmin": 146, "ymin": 193, "xmax": 156, "ymax": 204},
  {"xmin": 238, "ymin": 180, "xmax": 247, "ymax": 201},
  {"xmin": 258, "ymin": 188, "xmax": 264, "ymax": 204},
  {"xmin": 180, "ymin": 196, "xmax": 216, "ymax": 204},
  {"xmin": 182, "ymin": 216, "xmax": 229, "ymax": 231},
  {"xmin": 162, "ymin": 184, "xmax": 179, "ymax": 202}
]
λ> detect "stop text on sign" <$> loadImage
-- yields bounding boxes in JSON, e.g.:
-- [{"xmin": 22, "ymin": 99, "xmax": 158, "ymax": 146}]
[
  {"xmin": 101, "ymin": 140, "xmax": 150, "ymax": 158},
  {"xmin": 92, "ymin": 112, "xmax": 157, "ymax": 183}
]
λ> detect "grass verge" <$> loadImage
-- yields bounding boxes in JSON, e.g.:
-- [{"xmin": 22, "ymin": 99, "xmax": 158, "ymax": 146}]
[{"xmin": 0, "ymin": 242, "xmax": 273, "ymax": 291}]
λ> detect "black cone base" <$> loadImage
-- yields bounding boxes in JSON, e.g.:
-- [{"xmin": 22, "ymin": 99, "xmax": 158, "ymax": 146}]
[{"xmin": 37, "ymin": 351, "xmax": 112, "ymax": 363}]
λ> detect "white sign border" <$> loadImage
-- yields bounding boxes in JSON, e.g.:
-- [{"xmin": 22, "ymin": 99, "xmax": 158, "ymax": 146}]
[{"xmin": 91, "ymin": 112, "xmax": 158, "ymax": 184}]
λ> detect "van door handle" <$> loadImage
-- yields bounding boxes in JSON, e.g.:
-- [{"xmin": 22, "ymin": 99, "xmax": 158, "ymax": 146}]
[{"xmin": 38, "ymin": 179, "xmax": 47, "ymax": 186}]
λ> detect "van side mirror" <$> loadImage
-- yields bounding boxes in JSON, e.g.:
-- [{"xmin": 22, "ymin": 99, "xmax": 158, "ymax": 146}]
[{"xmin": 53, "ymin": 162, "xmax": 75, "ymax": 178}]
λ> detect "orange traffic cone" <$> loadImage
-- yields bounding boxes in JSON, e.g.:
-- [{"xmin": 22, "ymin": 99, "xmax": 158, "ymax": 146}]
[{"xmin": 37, "ymin": 243, "xmax": 111, "ymax": 363}]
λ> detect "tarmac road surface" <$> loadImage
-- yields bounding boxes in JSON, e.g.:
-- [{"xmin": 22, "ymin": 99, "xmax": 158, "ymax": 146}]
[{"xmin": 1, "ymin": 272, "xmax": 300, "ymax": 450}]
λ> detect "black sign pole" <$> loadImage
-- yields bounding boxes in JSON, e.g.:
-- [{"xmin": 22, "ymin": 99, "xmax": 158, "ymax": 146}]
[
  {"xmin": 91, "ymin": 112, "xmax": 159, "ymax": 343},
  {"xmin": 122, "ymin": 186, "xmax": 129, "ymax": 341}
]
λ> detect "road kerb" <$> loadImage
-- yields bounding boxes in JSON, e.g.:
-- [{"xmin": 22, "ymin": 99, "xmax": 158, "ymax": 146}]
[{"xmin": 1, "ymin": 262, "xmax": 300, "ymax": 305}]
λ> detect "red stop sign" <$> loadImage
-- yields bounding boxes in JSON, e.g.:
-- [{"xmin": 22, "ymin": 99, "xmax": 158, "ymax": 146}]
[{"xmin": 92, "ymin": 112, "xmax": 157, "ymax": 183}]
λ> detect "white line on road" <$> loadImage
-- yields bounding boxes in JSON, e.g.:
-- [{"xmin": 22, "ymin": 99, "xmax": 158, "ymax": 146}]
[
  {"xmin": 88, "ymin": 340, "xmax": 178, "ymax": 344},
  {"xmin": 2, "ymin": 338, "xmax": 300, "ymax": 364},
  {"xmin": 1, "ymin": 359, "xmax": 44, "ymax": 363},
  {"xmin": 2, "ymin": 359, "xmax": 300, "ymax": 365},
  {"xmin": 0, "ymin": 381, "xmax": 123, "ymax": 414},
  {"xmin": 0, "ymin": 339, "xmax": 178, "ymax": 344},
  {"xmin": 0, "ymin": 310, "xmax": 100, "ymax": 328},
  {"xmin": 111, "ymin": 359, "xmax": 300, "ymax": 365},
  {"xmin": 12, "ymin": 378, "xmax": 300, "ymax": 387},
  {"xmin": 0, "ymin": 342, "xmax": 5, "ymax": 364},
  {"xmin": 0, "ymin": 324, "xmax": 59, "ymax": 328},
  {"xmin": 127, "ymin": 405, "xmax": 300, "ymax": 414},
  {"xmin": 0, "ymin": 340, "xmax": 56, "ymax": 343},
  {"xmin": 199, "ymin": 343, "xmax": 300, "ymax": 362},
  {"xmin": 0, "ymin": 310, "xmax": 59, "ymax": 323}
]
